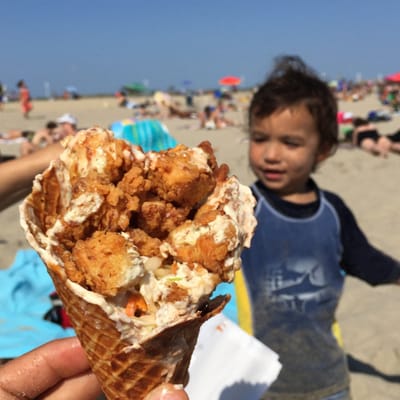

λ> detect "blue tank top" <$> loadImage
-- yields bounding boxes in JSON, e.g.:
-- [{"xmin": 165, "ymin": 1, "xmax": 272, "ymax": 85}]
[{"xmin": 240, "ymin": 184, "xmax": 350, "ymax": 398}]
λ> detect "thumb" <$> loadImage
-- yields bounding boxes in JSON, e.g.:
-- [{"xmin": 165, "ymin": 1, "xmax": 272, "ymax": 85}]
[{"xmin": 145, "ymin": 383, "xmax": 189, "ymax": 400}]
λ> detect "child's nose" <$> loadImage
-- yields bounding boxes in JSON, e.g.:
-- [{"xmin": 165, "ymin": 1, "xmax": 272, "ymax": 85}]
[{"xmin": 264, "ymin": 143, "xmax": 281, "ymax": 161}]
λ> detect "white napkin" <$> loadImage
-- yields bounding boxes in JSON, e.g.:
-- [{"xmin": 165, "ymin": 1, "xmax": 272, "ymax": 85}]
[{"xmin": 186, "ymin": 314, "xmax": 282, "ymax": 400}]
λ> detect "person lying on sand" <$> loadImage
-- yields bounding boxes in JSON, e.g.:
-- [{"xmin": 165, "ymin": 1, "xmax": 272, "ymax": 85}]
[{"xmin": 352, "ymin": 117, "xmax": 400, "ymax": 157}]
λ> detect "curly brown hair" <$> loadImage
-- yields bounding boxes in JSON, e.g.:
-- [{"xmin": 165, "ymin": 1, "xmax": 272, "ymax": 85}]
[{"xmin": 249, "ymin": 55, "xmax": 338, "ymax": 152}]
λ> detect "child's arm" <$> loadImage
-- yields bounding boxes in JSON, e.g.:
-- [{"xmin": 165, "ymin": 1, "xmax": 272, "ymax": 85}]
[{"xmin": 325, "ymin": 191, "xmax": 400, "ymax": 285}]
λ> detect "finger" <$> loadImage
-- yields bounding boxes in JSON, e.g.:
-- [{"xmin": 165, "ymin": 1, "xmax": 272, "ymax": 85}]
[
  {"xmin": 145, "ymin": 383, "xmax": 189, "ymax": 400},
  {"xmin": 0, "ymin": 337, "xmax": 92, "ymax": 399},
  {"xmin": 39, "ymin": 370, "xmax": 102, "ymax": 400}
]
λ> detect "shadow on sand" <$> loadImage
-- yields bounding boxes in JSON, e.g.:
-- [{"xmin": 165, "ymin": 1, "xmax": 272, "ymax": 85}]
[
  {"xmin": 219, "ymin": 381, "xmax": 268, "ymax": 400},
  {"xmin": 347, "ymin": 353, "xmax": 400, "ymax": 383}
]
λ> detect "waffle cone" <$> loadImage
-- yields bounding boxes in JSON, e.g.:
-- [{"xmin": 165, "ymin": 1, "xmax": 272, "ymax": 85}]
[{"xmin": 46, "ymin": 265, "xmax": 227, "ymax": 400}]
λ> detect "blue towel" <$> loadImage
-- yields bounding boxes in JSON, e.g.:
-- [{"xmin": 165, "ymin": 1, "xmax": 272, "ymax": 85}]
[
  {"xmin": 212, "ymin": 282, "xmax": 238, "ymax": 324},
  {"xmin": 0, "ymin": 249, "xmax": 75, "ymax": 359},
  {"xmin": 111, "ymin": 119, "xmax": 178, "ymax": 152}
]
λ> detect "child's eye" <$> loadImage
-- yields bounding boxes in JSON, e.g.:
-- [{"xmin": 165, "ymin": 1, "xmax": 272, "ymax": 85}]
[
  {"xmin": 283, "ymin": 138, "xmax": 301, "ymax": 147},
  {"xmin": 282, "ymin": 135, "xmax": 302, "ymax": 148},
  {"xmin": 252, "ymin": 136, "xmax": 266, "ymax": 143},
  {"xmin": 250, "ymin": 132, "xmax": 267, "ymax": 142}
]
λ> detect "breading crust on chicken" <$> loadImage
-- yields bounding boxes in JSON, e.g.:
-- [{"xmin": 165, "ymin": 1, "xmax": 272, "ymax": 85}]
[
  {"xmin": 20, "ymin": 126, "xmax": 256, "ymax": 399},
  {"xmin": 21, "ymin": 127, "xmax": 256, "ymax": 342}
]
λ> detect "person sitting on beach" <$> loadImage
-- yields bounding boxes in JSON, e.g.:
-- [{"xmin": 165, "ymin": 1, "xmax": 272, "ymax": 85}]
[
  {"xmin": 199, "ymin": 103, "xmax": 235, "ymax": 130},
  {"xmin": 116, "ymin": 91, "xmax": 138, "ymax": 109},
  {"xmin": 352, "ymin": 117, "xmax": 396, "ymax": 157},
  {"xmin": 153, "ymin": 92, "xmax": 195, "ymax": 120},
  {"xmin": 215, "ymin": 100, "xmax": 236, "ymax": 125},
  {"xmin": 55, "ymin": 113, "xmax": 78, "ymax": 137},
  {"xmin": 18, "ymin": 114, "xmax": 77, "ymax": 157},
  {"xmin": 199, "ymin": 105, "xmax": 218, "ymax": 129},
  {"xmin": 168, "ymin": 102, "xmax": 195, "ymax": 119},
  {"xmin": 19, "ymin": 121, "xmax": 58, "ymax": 156},
  {"xmin": 238, "ymin": 55, "xmax": 400, "ymax": 400}
]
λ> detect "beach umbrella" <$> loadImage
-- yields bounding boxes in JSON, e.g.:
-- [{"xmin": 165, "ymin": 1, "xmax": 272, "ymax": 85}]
[
  {"xmin": 218, "ymin": 76, "xmax": 241, "ymax": 86},
  {"xmin": 109, "ymin": 119, "xmax": 177, "ymax": 152},
  {"xmin": 181, "ymin": 79, "xmax": 193, "ymax": 93},
  {"xmin": 153, "ymin": 91, "xmax": 172, "ymax": 106},
  {"xmin": 123, "ymin": 82, "xmax": 147, "ymax": 93},
  {"xmin": 385, "ymin": 72, "xmax": 400, "ymax": 82},
  {"xmin": 65, "ymin": 85, "xmax": 78, "ymax": 93},
  {"xmin": 64, "ymin": 85, "xmax": 80, "ymax": 99},
  {"xmin": 328, "ymin": 80, "xmax": 338, "ymax": 88}
]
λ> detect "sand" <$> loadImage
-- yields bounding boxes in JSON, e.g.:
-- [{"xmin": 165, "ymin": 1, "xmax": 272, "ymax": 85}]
[{"xmin": 1, "ymin": 94, "xmax": 400, "ymax": 399}]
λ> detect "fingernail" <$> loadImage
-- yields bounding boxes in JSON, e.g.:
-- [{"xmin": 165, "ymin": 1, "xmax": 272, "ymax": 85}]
[
  {"xmin": 145, "ymin": 384, "xmax": 183, "ymax": 400},
  {"xmin": 160, "ymin": 385, "xmax": 183, "ymax": 399}
]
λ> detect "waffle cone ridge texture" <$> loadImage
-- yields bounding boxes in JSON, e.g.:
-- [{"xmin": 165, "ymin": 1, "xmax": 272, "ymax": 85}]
[{"xmin": 48, "ymin": 269, "xmax": 227, "ymax": 399}]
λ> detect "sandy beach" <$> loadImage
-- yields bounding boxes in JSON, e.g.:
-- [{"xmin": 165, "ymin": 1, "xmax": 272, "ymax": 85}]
[{"xmin": 1, "ymin": 94, "xmax": 400, "ymax": 399}]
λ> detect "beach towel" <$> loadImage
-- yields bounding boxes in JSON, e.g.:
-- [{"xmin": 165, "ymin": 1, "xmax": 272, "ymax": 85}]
[
  {"xmin": 212, "ymin": 282, "xmax": 238, "ymax": 324},
  {"xmin": 110, "ymin": 119, "xmax": 178, "ymax": 152},
  {"xmin": 337, "ymin": 111, "xmax": 353, "ymax": 124},
  {"xmin": 0, "ymin": 249, "xmax": 74, "ymax": 359},
  {"xmin": 367, "ymin": 110, "xmax": 391, "ymax": 122}
]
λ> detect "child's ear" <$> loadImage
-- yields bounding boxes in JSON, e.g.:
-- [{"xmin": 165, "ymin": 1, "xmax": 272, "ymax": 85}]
[{"xmin": 316, "ymin": 144, "xmax": 333, "ymax": 164}]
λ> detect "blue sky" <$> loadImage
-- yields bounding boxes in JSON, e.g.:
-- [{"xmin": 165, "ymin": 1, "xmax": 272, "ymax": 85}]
[{"xmin": 3, "ymin": 0, "xmax": 400, "ymax": 97}]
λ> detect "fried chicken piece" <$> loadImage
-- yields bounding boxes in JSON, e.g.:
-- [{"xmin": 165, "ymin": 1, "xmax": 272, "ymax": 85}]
[
  {"xmin": 164, "ymin": 282, "xmax": 189, "ymax": 303},
  {"xmin": 213, "ymin": 163, "xmax": 230, "ymax": 183},
  {"xmin": 32, "ymin": 128, "xmax": 145, "ymax": 248},
  {"xmin": 117, "ymin": 165, "xmax": 152, "ymax": 198},
  {"xmin": 165, "ymin": 213, "xmax": 239, "ymax": 280},
  {"xmin": 55, "ymin": 247, "xmax": 86, "ymax": 287},
  {"xmin": 71, "ymin": 231, "xmax": 144, "ymax": 297},
  {"xmin": 162, "ymin": 175, "xmax": 257, "ymax": 281},
  {"xmin": 29, "ymin": 128, "xmax": 253, "ymax": 297},
  {"xmin": 128, "ymin": 229, "xmax": 163, "ymax": 257},
  {"xmin": 61, "ymin": 127, "xmax": 134, "ymax": 186},
  {"xmin": 197, "ymin": 141, "xmax": 218, "ymax": 171},
  {"xmin": 147, "ymin": 144, "xmax": 216, "ymax": 207},
  {"xmin": 55, "ymin": 181, "xmax": 139, "ymax": 249},
  {"xmin": 135, "ymin": 200, "xmax": 190, "ymax": 238}
]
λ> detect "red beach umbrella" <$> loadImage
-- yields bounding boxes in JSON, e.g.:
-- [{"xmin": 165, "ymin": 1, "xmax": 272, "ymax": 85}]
[
  {"xmin": 385, "ymin": 72, "xmax": 400, "ymax": 82},
  {"xmin": 218, "ymin": 76, "xmax": 241, "ymax": 86}
]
